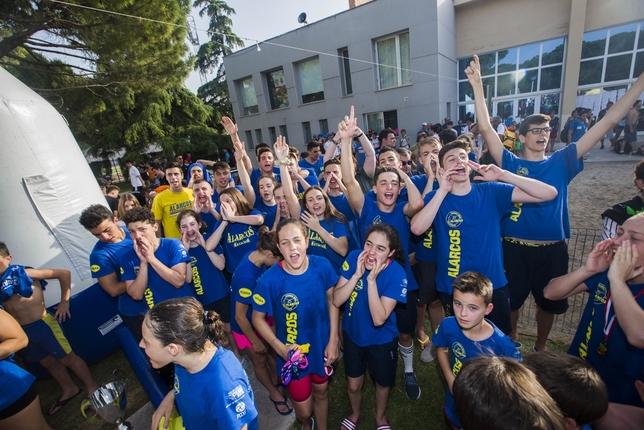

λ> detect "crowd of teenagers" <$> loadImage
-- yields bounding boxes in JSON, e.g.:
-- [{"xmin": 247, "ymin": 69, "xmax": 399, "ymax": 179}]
[{"xmin": 2, "ymin": 57, "xmax": 644, "ymax": 430}]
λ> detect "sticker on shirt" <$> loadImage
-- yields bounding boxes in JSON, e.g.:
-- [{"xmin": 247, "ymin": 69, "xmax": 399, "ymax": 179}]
[
  {"xmin": 281, "ymin": 293, "xmax": 299, "ymax": 311},
  {"xmin": 253, "ymin": 293, "xmax": 265, "ymax": 306},
  {"xmin": 342, "ymin": 260, "xmax": 349, "ymax": 272},
  {"xmin": 239, "ymin": 288, "xmax": 252, "ymax": 298},
  {"xmin": 91, "ymin": 265, "xmax": 100, "ymax": 273}
]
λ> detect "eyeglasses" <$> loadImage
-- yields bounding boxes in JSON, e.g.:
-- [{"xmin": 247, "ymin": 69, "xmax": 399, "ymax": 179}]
[
  {"xmin": 527, "ymin": 127, "xmax": 552, "ymax": 135},
  {"xmin": 401, "ymin": 161, "xmax": 412, "ymax": 166}
]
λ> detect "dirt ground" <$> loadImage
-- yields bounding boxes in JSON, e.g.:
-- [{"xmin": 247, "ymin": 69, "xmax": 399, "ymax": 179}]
[{"xmin": 569, "ymin": 160, "xmax": 640, "ymax": 230}]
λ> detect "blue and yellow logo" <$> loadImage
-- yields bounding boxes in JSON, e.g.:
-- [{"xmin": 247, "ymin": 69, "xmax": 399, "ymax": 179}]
[
  {"xmin": 239, "ymin": 288, "xmax": 252, "ymax": 298},
  {"xmin": 281, "ymin": 293, "xmax": 299, "ymax": 311},
  {"xmin": 91, "ymin": 265, "xmax": 100, "ymax": 273},
  {"xmin": 253, "ymin": 294, "xmax": 266, "ymax": 306},
  {"xmin": 446, "ymin": 211, "xmax": 463, "ymax": 228},
  {"xmin": 452, "ymin": 342, "xmax": 466, "ymax": 359}
]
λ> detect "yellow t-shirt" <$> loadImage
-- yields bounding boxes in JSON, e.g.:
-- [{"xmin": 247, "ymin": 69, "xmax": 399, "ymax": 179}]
[{"xmin": 151, "ymin": 188, "xmax": 194, "ymax": 239}]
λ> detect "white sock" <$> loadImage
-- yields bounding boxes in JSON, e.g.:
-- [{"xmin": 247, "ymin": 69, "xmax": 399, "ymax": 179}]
[{"xmin": 399, "ymin": 341, "xmax": 414, "ymax": 373}]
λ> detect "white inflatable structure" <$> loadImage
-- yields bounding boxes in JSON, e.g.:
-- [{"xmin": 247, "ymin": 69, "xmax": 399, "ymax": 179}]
[{"xmin": 0, "ymin": 67, "xmax": 107, "ymax": 306}]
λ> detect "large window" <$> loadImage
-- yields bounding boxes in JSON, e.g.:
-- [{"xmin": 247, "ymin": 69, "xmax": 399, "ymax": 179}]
[
  {"xmin": 238, "ymin": 77, "xmax": 258, "ymax": 115},
  {"xmin": 339, "ymin": 48, "xmax": 353, "ymax": 96},
  {"xmin": 302, "ymin": 122, "xmax": 312, "ymax": 142},
  {"xmin": 457, "ymin": 37, "xmax": 565, "ymax": 121},
  {"xmin": 375, "ymin": 32, "xmax": 411, "ymax": 90},
  {"xmin": 579, "ymin": 21, "xmax": 644, "ymax": 86},
  {"xmin": 244, "ymin": 130, "xmax": 254, "ymax": 149},
  {"xmin": 265, "ymin": 68, "xmax": 289, "ymax": 110},
  {"xmin": 297, "ymin": 57, "xmax": 324, "ymax": 104}
]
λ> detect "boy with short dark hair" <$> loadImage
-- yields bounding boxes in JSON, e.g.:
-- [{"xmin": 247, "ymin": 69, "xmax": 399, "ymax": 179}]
[
  {"xmin": 452, "ymin": 356, "xmax": 567, "ymax": 430},
  {"xmin": 523, "ymin": 351, "xmax": 608, "ymax": 430},
  {"xmin": 432, "ymin": 271, "xmax": 521, "ymax": 429},
  {"xmin": 151, "ymin": 162, "xmax": 193, "ymax": 238},
  {"xmin": 0, "ymin": 242, "xmax": 98, "ymax": 415},
  {"xmin": 119, "ymin": 207, "xmax": 193, "ymax": 307}
]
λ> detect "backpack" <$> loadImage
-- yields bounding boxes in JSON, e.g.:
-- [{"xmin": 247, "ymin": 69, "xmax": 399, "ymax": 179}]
[
  {"xmin": 502, "ymin": 125, "xmax": 517, "ymax": 151},
  {"xmin": 560, "ymin": 118, "xmax": 572, "ymax": 143}
]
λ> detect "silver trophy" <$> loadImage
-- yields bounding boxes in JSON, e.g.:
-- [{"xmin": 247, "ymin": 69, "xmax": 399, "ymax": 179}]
[{"xmin": 81, "ymin": 369, "xmax": 134, "ymax": 430}]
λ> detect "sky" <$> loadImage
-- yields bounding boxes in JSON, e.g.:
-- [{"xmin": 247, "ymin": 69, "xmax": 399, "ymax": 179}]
[{"xmin": 184, "ymin": 0, "xmax": 349, "ymax": 93}]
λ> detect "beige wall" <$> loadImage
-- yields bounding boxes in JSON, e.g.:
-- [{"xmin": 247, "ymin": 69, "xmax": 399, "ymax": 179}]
[{"xmin": 455, "ymin": 0, "xmax": 644, "ymax": 58}]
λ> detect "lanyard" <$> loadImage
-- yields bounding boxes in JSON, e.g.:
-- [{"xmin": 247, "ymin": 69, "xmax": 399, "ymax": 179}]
[{"xmin": 603, "ymin": 286, "xmax": 644, "ymax": 341}]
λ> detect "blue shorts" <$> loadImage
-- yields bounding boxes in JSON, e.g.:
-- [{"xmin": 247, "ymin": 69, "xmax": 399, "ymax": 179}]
[
  {"xmin": 18, "ymin": 314, "xmax": 72, "ymax": 363},
  {"xmin": 625, "ymin": 131, "xmax": 638, "ymax": 143}
]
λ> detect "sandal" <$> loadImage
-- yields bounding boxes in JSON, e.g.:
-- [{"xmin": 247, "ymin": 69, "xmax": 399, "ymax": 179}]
[
  {"xmin": 339, "ymin": 413, "xmax": 362, "ymax": 430},
  {"xmin": 269, "ymin": 395, "xmax": 293, "ymax": 416},
  {"xmin": 48, "ymin": 387, "xmax": 82, "ymax": 416},
  {"xmin": 417, "ymin": 335, "xmax": 430, "ymax": 351},
  {"xmin": 376, "ymin": 419, "xmax": 392, "ymax": 430}
]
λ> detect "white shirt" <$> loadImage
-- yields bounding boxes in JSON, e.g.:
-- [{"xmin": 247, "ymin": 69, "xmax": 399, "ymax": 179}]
[{"xmin": 129, "ymin": 165, "xmax": 143, "ymax": 187}]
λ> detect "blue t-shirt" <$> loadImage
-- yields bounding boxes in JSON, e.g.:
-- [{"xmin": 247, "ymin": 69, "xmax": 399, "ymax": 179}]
[
  {"xmin": 230, "ymin": 252, "xmax": 266, "ymax": 334},
  {"xmin": 307, "ymin": 217, "xmax": 353, "ymax": 275},
  {"xmin": 298, "ymin": 158, "xmax": 324, "ymax": 176},
  {"xmin": 0, "ymin": 355, "xmax": 36, "ymax": 411},
  {"xmin": 119, "ymin": 238, "xmax": 193, "ymax": 308},
  {"xmin": 252, "ymin": 256, "xmax": 339, "ymax": 378},
  {"xmin": 568, "ymin": 271, "xmax": 644, "ymax": 407},
  {"xmin": 359, "ymin": 198, "xmax": 418, "ymax": 291},
  {"xmin": 413, "ymin": 178, "xmax": 440, "ymax": 263},
  {"xmin": 329, "ymin": 193, "xmax": 361, "ymax": 247},
  {"xmin": 200, "ymin": 211, "xmax": 219, "ymax": 235},
  {"xmin": 187, "ymin": 238, "xmax": 229, "ymax": 306},
  {"xmin": 254, "ymin": 199, "xmax": 277, "ymax": 230},
  {"xmin": 432, "ymin": 317, "xmax": 521, "ymax": 428},
  {"xmin": 426, "ymin": 182, "xmax": 514, "ymax": 294},
  {"xmin": 295, "ymin": 174, "xmax": 319, "ymax": 201},
  {"xmin": 569, "ymin": 118, "xmax": 587, "ymax": 143},
  {"xmin": 218, "ymin": 212, "xmax": 262, "ymax": 275},
  {"xmin": 174, "ymin": 346, "xmax": 258, "ymax": 430},
  {"xmin": 89, "ymin": 231, "xmax": 148, "ymax": 317},
  {"xmin": 340, "ymin": 250, "xmax": 407, "ymax": 347},
  {"xmin": 501, "ymin": 144, "xmax": 583, "ymax": 240}
]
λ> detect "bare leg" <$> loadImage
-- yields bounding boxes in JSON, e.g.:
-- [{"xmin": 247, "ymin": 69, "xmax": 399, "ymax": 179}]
[
  {"xmin": 311, "ymin": 381, "xmax": 329, "ymax": 430},
  {"xmin": 535, "ymin": 306, "xmax": 554, "ymax": 351},
  {"xmin": 374, "ymin": 383, "xmax": 391, "ymax": 427},
  {"xmin": 222, "ymin": 322, "xmax": 242, "ymax": 360},
  {"xmin": 292, "ymin": 393, "xmax": 314, "ymax": 430},
  {"xmin": 510, "ymin": 309, "xmax": 520, "ymax": 341},
  {"xmin": 248, "ymin": 348, "xmax": 292, "ymax": 414},
  {"xmin": 415, "ymin": 303, "xmax": 429, "ymax": 345},
  {"xmin": 428, "ymin": 299, "xmax": 444, "ymax": 331},
  {"xmin": 39, "ymin": 355, "xmax": 79, "ymax": 399},
  {"xmin": 342, "ymin": 376, "xmax": 364, "ymax": 429},
  {"xmin": 0, "ymin": 395, "xmax": 53, "ymax": 430},
  {"xmin": 58, "ymin": 352, "xmax": 99, "ymax": 395}
]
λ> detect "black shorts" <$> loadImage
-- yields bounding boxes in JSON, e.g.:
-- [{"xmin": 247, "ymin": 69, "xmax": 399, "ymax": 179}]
[
  {"xmin": 503, "ymin": 239, "xmax": 569, "ymax": 315},
  {"xmin": 395, "ymin": 300, "xmax": 417, "ymax": 335},
  {"xmin": 204, "ymin": 293, "xmax": 231, "ymax": 324},
  {"xmin": 343, "ymin": 332, "xmax": 398, "ymax": 387},
  {"xmin": 439, "ymin": 286, "xmax": 511, "ymax": 335},
  {"xmin": 413, "ymin": 260, "xmax": 439, "ymax": 305},
  {"xmin": 0, "ymin": 383, "xmax": 37, "ymax": 420}
]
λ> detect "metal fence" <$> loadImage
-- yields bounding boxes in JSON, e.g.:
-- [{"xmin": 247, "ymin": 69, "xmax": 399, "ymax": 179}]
[{"xmin": 517, "ymin": 228, "xmax": 601, "ymax": 334}]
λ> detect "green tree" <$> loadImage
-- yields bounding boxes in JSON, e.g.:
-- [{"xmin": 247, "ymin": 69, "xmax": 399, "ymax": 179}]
[{"xmin": 192, "ymin": 0, "xmax": 244, "ymax": 129}]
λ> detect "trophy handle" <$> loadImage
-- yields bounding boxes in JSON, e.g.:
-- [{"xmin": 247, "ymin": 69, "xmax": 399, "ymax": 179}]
[
  {"xmin": 80, "ymin": 398, "xmax": 96, "ymax": 419},
  {"xmin": 113, "ymin": 368, "xmax": 128, "ymax": 386}
]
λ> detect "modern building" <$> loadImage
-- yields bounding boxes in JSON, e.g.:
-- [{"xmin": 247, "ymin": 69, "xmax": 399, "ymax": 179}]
[{"xmin": 223, "ymin": 0, "xmax": 644, "ymax": 151}]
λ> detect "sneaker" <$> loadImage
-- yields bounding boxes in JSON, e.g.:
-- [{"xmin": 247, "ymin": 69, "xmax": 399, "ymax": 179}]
[
  {"xmin": 404, "ymin": 372, "xmax": 421, "ymax": 400},
  {"xmin": 513, "ymin": 340, "xmax": 523, "ymax": 350},
  {"xmin": 420, "ymin": 341, "xmax": 436, "ymax": 363}
]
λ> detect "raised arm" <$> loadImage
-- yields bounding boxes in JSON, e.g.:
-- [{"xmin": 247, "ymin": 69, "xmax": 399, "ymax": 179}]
[
  {"xmin": 274, "ymin": 137, "xmax": 302, "ymax": 218},
  {"xmin": 400, "ymin": 168, "xmax": 424, "ymax": 217},
  {"xmin": 544, "ymin": 239, "xmax": 614, "ymax": 300},
  {"xmin": 234, "ymin": 140, "xmax": 256, "ymax": 206},
  {"xmin": 222, "ymin": 116, "xmax": 252, "ymax": 174},
  {"xmin": 466, "ymin": 55, "xmax": 504, "ymax": 165},
  {"xmin": 576, "ymin": 71, "xmax": 644, "ymax": 158},
  {"xmin": 606, "ymin": 241, "xmax": 644, "ymax": 348},
  {"xmin": 358, "ymin": 128, "xmax": 377, "ymax": 178},
  {"xmin": 469, "ymin": 161, "xmax": 557, "ymax": 203},
  {"xmin": 339, "ymin": 107, "xmax": 366, "ymax": 215}
]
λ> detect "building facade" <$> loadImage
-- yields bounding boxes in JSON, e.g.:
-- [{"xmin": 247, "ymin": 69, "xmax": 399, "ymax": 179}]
[{"xmin": 223, "ymin": 0, "xmax": 644, "ymax": 151}]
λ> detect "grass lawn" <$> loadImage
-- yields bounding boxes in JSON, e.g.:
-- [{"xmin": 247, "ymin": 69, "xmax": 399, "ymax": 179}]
[
  {"xmin": 290, "ymin": 333, "xmax": 570, "ymax": 430},
  {"xmin": 35, "ymin": 349, "xmax": 149, "ymax": 430}
]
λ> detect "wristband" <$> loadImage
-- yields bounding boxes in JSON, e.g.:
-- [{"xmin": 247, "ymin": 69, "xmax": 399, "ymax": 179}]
[{"xmin": 356, "ymin": 132, "xmax": 364, "ymax": 138}]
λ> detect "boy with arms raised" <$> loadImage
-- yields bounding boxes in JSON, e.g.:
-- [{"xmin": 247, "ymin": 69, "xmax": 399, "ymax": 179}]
[
  {"xmin": 339, "ymin": 106, "xmax": 425, "ymax": 400},
  {"xmin": 0, "ymin": 242, "xmax": 98, "ymax": 415},
  {"xmin": 410, "ymin": 140, "xmax": 557, "ymax": 334},
  {"xmin": 432, "ymin": 271, "xmax": 521, "ymax": 429},
  {"xmin": 79, "ymin": 205, "xmax": 148, "ymax": 340},
  {"xmin": 467, "ymin": 55, "xmax": 644, "ymax": 351}
]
